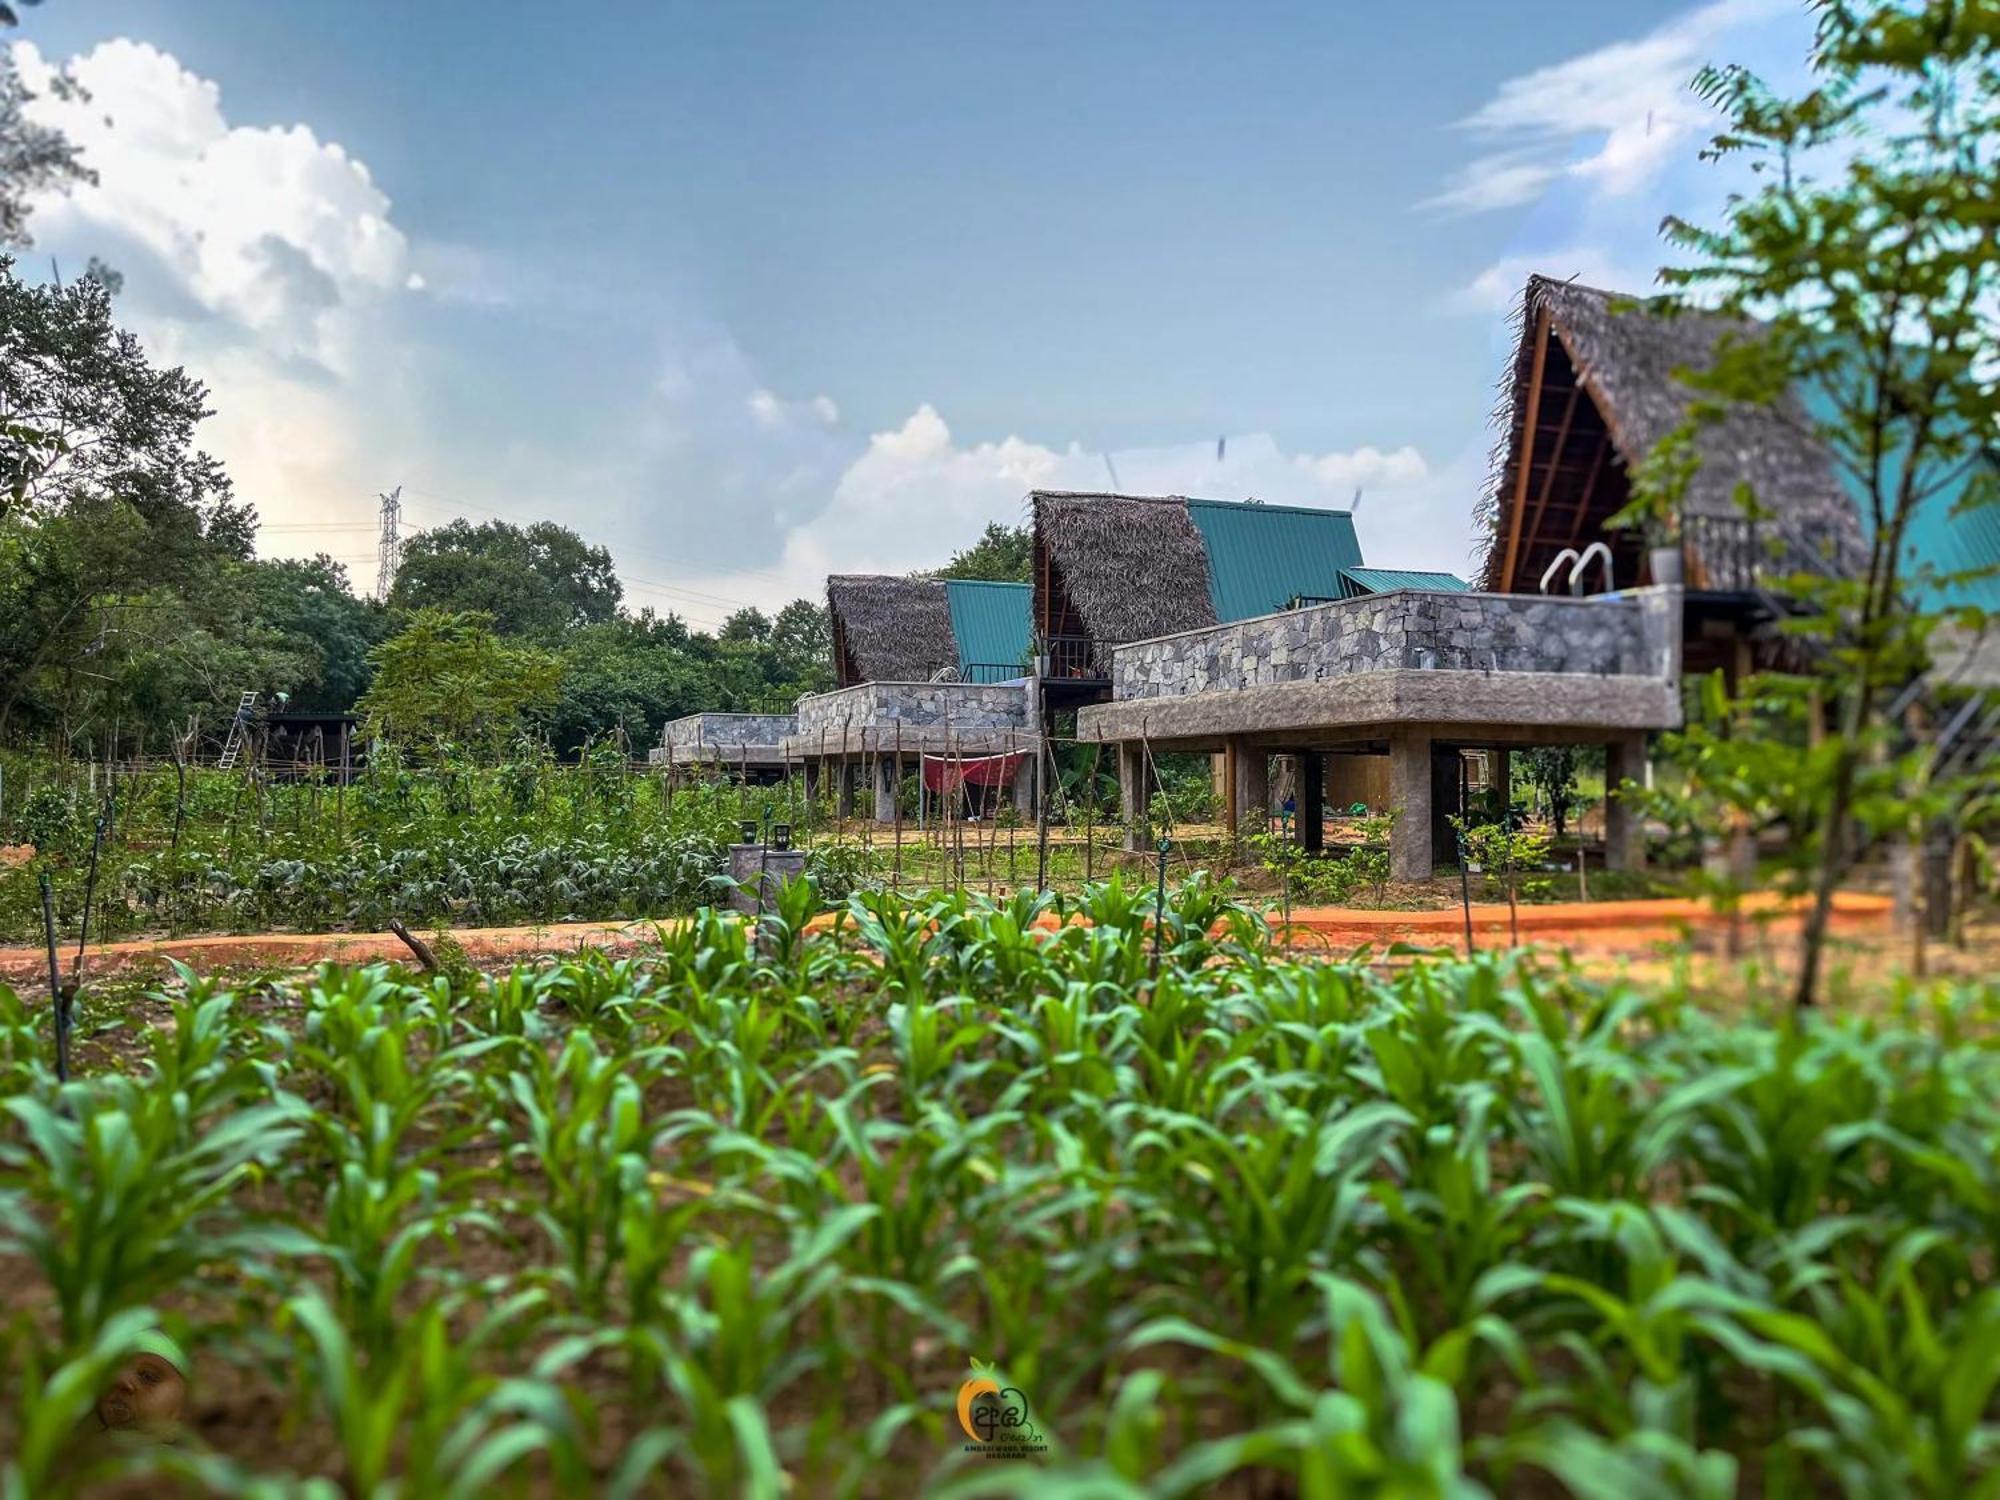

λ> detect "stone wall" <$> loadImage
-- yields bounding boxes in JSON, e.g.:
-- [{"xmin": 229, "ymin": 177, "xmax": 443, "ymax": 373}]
[
  {"xmin": 1111, "ymin": 590, "xmax": 1660, "ymax": 702},
  {"xmin": 793, "ymin": 681, "xmax": 1031, "ymax": 739},
  {"xmin": 660, "ymin": 712, "xmax": 798, "ymax": 751}
]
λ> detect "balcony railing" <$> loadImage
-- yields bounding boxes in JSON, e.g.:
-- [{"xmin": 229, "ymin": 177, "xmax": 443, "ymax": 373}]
[
  {"xmin": 961, "ymin": 661, "xmax": 1029, "ymax": 684},
  {"xmin": 1045, "ymin": 635, "xmax": 1108, "ymax": 681},
  {"xmin": 1682, "ymin": 513, "xmax": 1853, "ymax": 591}
]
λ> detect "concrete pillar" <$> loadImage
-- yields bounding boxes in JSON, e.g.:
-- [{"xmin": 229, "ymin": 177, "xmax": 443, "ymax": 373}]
[
  {"xmin": 1229, "ymin": 738, "xmax": 1269, "ymax": 848},
  {"xmin": 1604, "ymin": 733, "xmax": 1647, "ymax": 872},
  {"xmin": 1298, "ymin": 752, "xmax": 1324, "ymax": 854},
  {"xmin": 1011, "ymin": 751, "xmax": 1036, "ymax": 816},
  {"xmin": 1389, "ymin": 731, "xmax": 1433, "ymax": 881},
  {"xmin": 874, "ymin": 754, "xmax": 899, "ymax": 823},
  {"xmin": 835, "ymin": 759, "xmax": 856, "ymax": 820},
  {"xmin": 1118, "ymin": 742, "xmax": 1145, "ymax": 851}
]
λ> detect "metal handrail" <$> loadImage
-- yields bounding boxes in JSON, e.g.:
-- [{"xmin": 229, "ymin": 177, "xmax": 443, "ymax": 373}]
[
  {"xmin": 1571, "ymin": 541, "xmax": 1615, "ymax": 596},
  {"xmin": 1539, "ymin": 549, "xmax": 1581, "ymax": 595}
]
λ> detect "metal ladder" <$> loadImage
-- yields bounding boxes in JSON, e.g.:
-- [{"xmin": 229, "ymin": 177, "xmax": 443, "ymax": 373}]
[{"xmin": 217, "ymin": 691, "xmax": 258, "ymax": 769}]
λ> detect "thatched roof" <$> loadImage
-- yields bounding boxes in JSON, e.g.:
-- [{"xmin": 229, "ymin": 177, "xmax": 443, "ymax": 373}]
[
  {"xmin": 1033, "ymin": 492, "xmax": 1218, "ymax": 650},
  {"xmin": 1479, "ymin": 275, "xmax": 1866, "ymax": 589},
  {"xmin": 825, "ymin": 574, "xmax": 956, "ymax": 685}
]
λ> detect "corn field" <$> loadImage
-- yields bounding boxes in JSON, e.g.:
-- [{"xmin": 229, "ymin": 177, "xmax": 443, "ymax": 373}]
[{"xmin": 3, "ymin": 878, "xmax": 1999, "ymax": 1496}]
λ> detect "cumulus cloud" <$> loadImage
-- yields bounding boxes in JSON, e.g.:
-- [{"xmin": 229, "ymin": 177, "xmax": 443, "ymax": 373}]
[
  {"xmin": 16, "ymin": 38, "xmax": 408, "ymax": 372},
  {"xmin": 10, "ymin": 35, "xmax": 432, "ymax": 565}
]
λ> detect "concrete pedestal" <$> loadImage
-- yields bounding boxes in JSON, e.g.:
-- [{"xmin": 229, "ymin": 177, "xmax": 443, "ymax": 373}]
[
  {"xmin": 1228, "ymin": 738, "xmax": 1269, "ymax": 847},
  {"xmin": 1604, "ymin": 732, "xmax": 1647, "ymax": 872},
  {"xmin": 874, "ymin": 754, "xmax": 899, "ymax": 823},
  {"xmin": 726, "ymin": 844, "xmax": 809, "ymax": 915},
  {"xmin": 1297, "ymin": 751, "xmax": 1324, "ymax": 854},
  {"xmin": 1119, "ymin": 743, "xmax": 1146, "ymax": 851},
  {"xmin": 1011, "ymin": 752, "xmax": 1036, "ymax": 815},
  {"xmin": 1389, "ymin": 731, "xmax": 1433, "ymax": 881}
]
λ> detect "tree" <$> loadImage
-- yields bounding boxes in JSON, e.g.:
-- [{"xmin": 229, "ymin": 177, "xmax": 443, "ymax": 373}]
[
  {"xmin": 0, "ymin": 30, "xmax": 92, "ymax": 249},
  {"xmin": 769, "ymin": 598, "xmax": 832, "ymax": 694},
  {"xmin": 387, "ymin": 519, "xmax": 621, "ymax": 639},
  {"xmin": 0, "ymin": 259, "xmax": 252, "ymax": 741},
  {"xmin": 934, "ymin": 522, "xmax": 1032, "ymax": 582},
  {"xmin": 719, "ymin": 606, "xmax": 771, "ymax": 642},
  {"xmin": 1646, "ymin": 0, "xmax": 1999, "ymax": 1005},
  {"xmin": 244, "ymin": 555, "xmax": 388, "ymax": 713},
  {"xmin": 357, "ymin": 610, "xmax": 563, "ymax": 752}
]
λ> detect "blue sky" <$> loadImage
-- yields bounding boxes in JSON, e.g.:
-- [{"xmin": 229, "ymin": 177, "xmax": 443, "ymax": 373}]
[{"xmin": 11, "ymin": 0, "xmax": 1816, "ymax": 626}]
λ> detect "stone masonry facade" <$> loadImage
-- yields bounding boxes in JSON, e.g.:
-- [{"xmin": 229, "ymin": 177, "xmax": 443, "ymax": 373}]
[
  {"xmin": 793, "ymin": 681, "xmax": 1031, "ymax": 738},
  {"xmin": 660, "ymin": 712, "xmax": 798, "ymax": 751},
  {"xmin": 1111, "ymin": 590, "xmax": 1660, "ymax": 702}
]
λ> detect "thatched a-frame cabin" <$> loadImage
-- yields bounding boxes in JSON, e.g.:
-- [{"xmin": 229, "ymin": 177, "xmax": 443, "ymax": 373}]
[
  {"xmin": 825, "ymin": 574, "xmax": 1034, "ymax": 687},
  {"xmin": 1480, "ymin": 275, "xmax": 1866, "ymax": 598},
  {"xmin": 1032, "ymin": 491, "xmax": 1366, "ymax": 683},
  {"xmin": 826, "ymin": 575, "xmax": 958, "ymax": 687}
]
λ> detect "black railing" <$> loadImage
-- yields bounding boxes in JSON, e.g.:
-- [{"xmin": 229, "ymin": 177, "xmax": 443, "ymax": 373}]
[
  {"xmin": 1045, "ymin": 635, "xmax": 1107, "ymax": 680},
  {"xmin": 1682, "ymin": 512, "xmax": 1854, "ymax": 591},
  {"xmin": 961, "ymin": 661, "xmax": 1029, "ymax": 684}
]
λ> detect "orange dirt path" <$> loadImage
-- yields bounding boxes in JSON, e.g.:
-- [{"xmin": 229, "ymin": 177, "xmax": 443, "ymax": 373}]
[
  {"xmin": 0, "ymin": 891, "xmax": 1893, "ymax": 984},
  {"xmin": 0, "ymin": 919, "xmax": 665, "ymax": 985}
]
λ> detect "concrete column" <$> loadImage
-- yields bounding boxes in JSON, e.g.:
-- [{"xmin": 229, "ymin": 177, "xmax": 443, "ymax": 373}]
[
  {"xmin": 1011, "ymin": 751, "xmax": 1036, "ymax": 816},
  {"xmin": 835, "ymin": 759, "xmax": 856, "ymax": 820},
  {"xmin": 1229, "ymin": 738, "xmax": 1269, "ymax": 848},
  {"xmin": 1118, "ymin": 742, "xmax": 1145, "ymax": 851},
  {"xmin": 1389, "ymin": 731, "xmax": 1433, "ymax": 881},
  {"xmin": 1604, "ymin": 733, "xmax": 1647, "ymax": 872},
  {"xmin": 1298, "ymin": 752, "xmax": 1324, "ymax": 854},
  {"xmin": 874, "ymin": 754, "xmax": 899, "ymax": 823}
]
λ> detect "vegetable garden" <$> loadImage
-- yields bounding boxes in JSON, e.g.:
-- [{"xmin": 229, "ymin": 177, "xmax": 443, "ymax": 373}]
[{"xmin": 4, "ymin": 879, "xmax": 1999, "ymax": 1496}]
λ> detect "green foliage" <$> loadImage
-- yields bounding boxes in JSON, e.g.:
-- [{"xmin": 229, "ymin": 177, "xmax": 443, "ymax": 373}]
[
  {"xmin": 932, "ymin": 522, "xmax": 1032, "ymax": 582},
  {"xmin": 1632, "ymin": 0, "xmax": 2000, "ymax": 1003},
  {"xmin": 1, "ymin": 896, "xmax": 1998, "ymax": 1492},
  {"xmin": 358, "ymin": 610, "xmax": 564, "ymax": 753},
  {"xmin": 388, "ymin": 518, "xmax": 622, "ymax": 640}
]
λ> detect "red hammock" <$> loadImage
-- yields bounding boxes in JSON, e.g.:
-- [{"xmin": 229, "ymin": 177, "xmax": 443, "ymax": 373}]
[{"xmin": 920, "ymin": 751, "xmax": 1028, "ymax": 795}]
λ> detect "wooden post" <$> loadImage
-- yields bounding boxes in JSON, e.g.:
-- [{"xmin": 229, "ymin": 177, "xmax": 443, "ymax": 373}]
[{"xmin": 892, "ymin": 721, "xmax": 904, "ymax": 889}]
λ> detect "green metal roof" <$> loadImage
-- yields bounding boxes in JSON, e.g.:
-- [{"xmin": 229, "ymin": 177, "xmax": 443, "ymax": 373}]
[
  {"xmin": 1182, "ymin": 498, "xmax": 1364, "ymax": 622},
  {"xmin": 1797, "ymin": 377, "xmax": 2000, "ymax": 612},
  {"xmin": 943, "ymin": 579, "xmax": 1033, "ymax": 681},
  {"xmin": 1894, "ymin": 457, "xmax": 2000, "ymax": 612},
  {"xmin": 1338, "ymin": 567, "xmax": 1470, "ymax": 598}
]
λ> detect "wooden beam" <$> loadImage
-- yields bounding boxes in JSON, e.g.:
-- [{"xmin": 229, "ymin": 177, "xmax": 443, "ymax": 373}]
[
  {"xmin": 1564, "ymin": 430, "xmax": 1613, "ymax": 551},
  {"xmin": 1499, "ymin": 305, "xmax": 1553, "ymax": 593},
  {"xmin": 1519, "ymin": 379, "xmax": 1583, "ymax": 569}
]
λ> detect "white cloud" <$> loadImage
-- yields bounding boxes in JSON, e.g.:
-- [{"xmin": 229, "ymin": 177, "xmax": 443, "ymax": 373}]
[
  {"xmin": 17, "ymin": 38, "xmax": 408, "ymax": 372},
  {"xmin": 1432, "ymin": 1, "xmax": 1817, "ymax": 319},
  {"xmin": 1427, "ymin": 0, "xmax": 1785, "ymax": 216},
  {"xmin": 661, "ymin": 407, "xmax": 1456, "ymax": 612}
]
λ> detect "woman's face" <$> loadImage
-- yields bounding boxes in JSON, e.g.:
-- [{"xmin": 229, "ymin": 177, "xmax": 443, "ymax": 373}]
[{"xmin": 97, "ymin": 1353, "xmax": 187, "ymax": 1436}]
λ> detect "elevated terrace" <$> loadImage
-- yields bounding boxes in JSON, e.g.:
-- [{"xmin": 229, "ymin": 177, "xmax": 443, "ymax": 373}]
[
  {"xmin": 783, "ymin": 680, "xmax": 1037, "ymax": 819},
  {"xmin": 648, "ymin": 712, "xmax": 796, "ymax": 774},
  {"xmin": 1077, "ymin": 587, "xmax": 1685, "ymax": 878}
]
